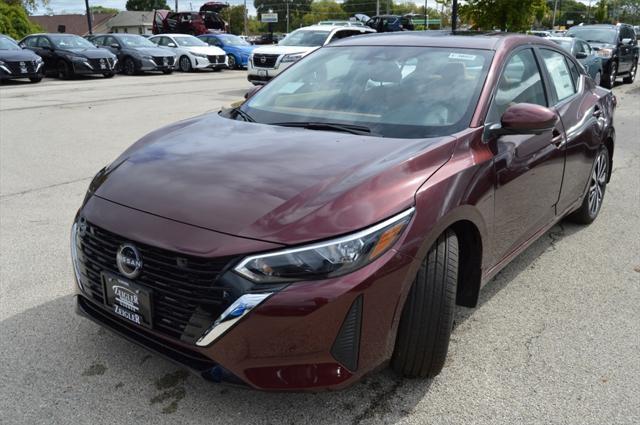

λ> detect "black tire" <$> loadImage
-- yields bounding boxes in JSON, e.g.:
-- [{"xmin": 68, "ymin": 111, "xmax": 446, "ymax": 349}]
[
  {"xmin": 29, "ymin": 76, "xmax": 43, "ymax": 83},
  {"xmin": 57, "ymin": 60, "xmax": 71, "ymax": 79},
  {"xmin": 162, "ymin": 69, "xmax": 173, "ymax": 74},
  {"xmin": 227, "ymin": 54, "xmax": 236, "ymax": 69},
  {"xmin": 622, "ymin": 58, "xmax": 637, "ymax": 84},
  {"xmin": 602, "ymin": 61, "xmax": 617, "ymax": 89},
  {"xmin": 179, "ymin": 55, "xmax": 192, "ymax": 72},
  {"xmin": 122, "ymin": 57, "xmax": 136, "ymax": 76},
  {"xmin": 567, "ymin": 146, "xmax": 609, "ymax": 224},
  {"xmin": 391, "ymin": 229, "xmax": 458, "ymax": 379},
  {"xmin": 103, "ymin": 72, "xmax": 115, "ymax": 78}
]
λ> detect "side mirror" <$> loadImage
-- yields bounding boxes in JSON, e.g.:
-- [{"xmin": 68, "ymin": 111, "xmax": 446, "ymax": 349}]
[
  {"xmin": 110, "ymin": 43, "xmax": 120, "ymax": 49},
  {"xmin": 489, "ymin": 103, "xmax": 558, "ymax": 138},
  {"xmin": 621, "ymin": 37, "xmax": 633, "ymax": 45},
  {"xmin": 244, "ymin": 85, "xmax": 262, "ymax": 100},
  {"xmin": 167, "ymin": 42, "xmax": 176, "ymax": 48},
  {"xmin": 575, "ymin": 52, "xmax": 588, "ymax": 59}
]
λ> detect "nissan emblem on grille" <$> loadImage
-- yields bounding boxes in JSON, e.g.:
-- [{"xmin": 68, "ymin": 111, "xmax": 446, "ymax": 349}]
[
  {"xmin": 116, "ymin": 243, "xmax": 143, "ymax": 279},
  {"xmin": 260, "ymin": 56, "xmax": 266, "ymax": 64}
]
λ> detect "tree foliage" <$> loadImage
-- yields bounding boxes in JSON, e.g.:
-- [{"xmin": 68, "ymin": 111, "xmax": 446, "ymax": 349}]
[
  {"xmin": 125, "ymin": 0, "xmax": 170, "ymax": 11},
  {"xmin": 90, "ymin": 6, "xmax": 121, "ymax": 14},
  {"xmin": 301, "ymin": 1, "xmax": 347, "ymax": 26},
  {"xmin": 254, "ymin": 0, "xmax": 312, "ymax": 32},
  {"xmin": 0, "ymin": 2, "xmax": 42, "ymax": 39},
  {"xmin": 460, "ymin": 0, "xmax": 547, "ymax": 31}
]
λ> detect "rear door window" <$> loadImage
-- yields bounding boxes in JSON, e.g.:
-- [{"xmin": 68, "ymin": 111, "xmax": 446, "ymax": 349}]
[{"xmin": 540, "ymin": 49, "xmax": 577, "ymax": 102}]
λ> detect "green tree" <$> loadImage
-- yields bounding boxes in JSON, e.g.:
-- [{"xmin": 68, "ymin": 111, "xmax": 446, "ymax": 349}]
[
  {"xmin": 0, "ymin": 2, "xmax": 42, "ymax": 39},
  {"xmin": 460, "ymin": 0, "xmax": 547, "ymax": 31},
  {"xmin": 90, "ymin": 5, "xmax": 121, "ymax": 14},
  {"xmin": 594, "ymin": 0, "xmax": 609, "ymax": 23},
  {"xmin": 125, "ymin": 0, "xmax": 170, "ymax": 11},
  {"xmin": 341, "ymin": 0, "xmax": 377, "ymax": 18},
  {"xmin": 225, "ymin": 5, "xmax": 247, "ymax": 35},
  {"xmin": 301, "ymin": 1, "xmax": 347, "ymax": 26},
  {"xmin": 3, "ymin": 0, "xmax": 50, "ymax": 13}
]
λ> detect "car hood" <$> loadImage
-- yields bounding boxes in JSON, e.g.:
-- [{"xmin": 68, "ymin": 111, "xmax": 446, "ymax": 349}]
[
  {"xmin": 131, "ymin": 46, "xmax": 175, "ymax": 57},
  {"xmin": 94, "ymin": 113, "xmax": 456, "ymax": 245},
  {"xmin": 60, "ymin": 48, "xmax": 115, "ymax": 59},
  {"xmin": 252, "ymin": 45, "xmax": 318, "ymax": 56},
  {"xmin": 587, "ymin": 42, "xmax": 616, "ymax": 50},
  {"xmin": 0, "ymin": 49, "xmax": 40, "ymax": 61},
  {"xmin": 185, "ymin": 45, "xmax": 226, "ymax": 55}
]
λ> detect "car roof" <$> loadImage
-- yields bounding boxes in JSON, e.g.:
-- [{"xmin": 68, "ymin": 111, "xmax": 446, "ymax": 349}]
[
  {"xmin": 548, "ymin": 36, "xmax": 576, "ymax": 42},
  {"xmin": 568, "ymin": 24, "xmax": 618, "ymax": 30},
  {"xmin": 333, "ymin": 32, "xmax": 551, "ymax": 50}
]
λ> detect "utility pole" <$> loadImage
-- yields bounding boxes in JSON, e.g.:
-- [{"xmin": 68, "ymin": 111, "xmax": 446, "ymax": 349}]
[
  {"xmin": 451, "ymin": 0, "xmax": 458, "ymax": 32},
  {"xmin": 552, "ymin": 0, "xmax": 559, "ymax": 29},
  {"xmin": 286, "ymin": 0, "xmax": 290, "ymax": 33},
  {"xmin": 175, "ymin": 0, "xmax": 178, "ymax": 12},
  {"xmin": 376, "ymin": 0, "xmax": 380, "ymax": 16},
  {"xmin": 243, "ymin": 0, "xmax": 248, "ymax": 36},
  {"xmin": 84, "ymin": 0, "xmax": 93, "ymax": 34},
  {"xmin": 424, "ymin": 0, "xmax": 427, "ymax": 30}
]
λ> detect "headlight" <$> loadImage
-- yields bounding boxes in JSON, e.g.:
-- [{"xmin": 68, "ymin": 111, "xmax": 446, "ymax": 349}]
[
  {"xmin": 234, "ymin": 208, "xmax": 414, "ymax": 283},
  {"xmin": 35, "ymin": 57, "xmax": 43, "ymax": 63},
  {"xmin": 280, "ymin": 53, "xmax": 305, "ymax": 63},
  {"xmin": 71, "ymin": 220, "xmax": 84, "ymax": 291},
  {"xmin": 596, "ymin": 48, "xmax": 613, "ymax": 58},
  {"xmin": 141, "ymin": 55, "xmax": 153, "ymax": 60},
  {"xmin": 68, "ymin": 55, "xmax": 88, "ymax": 62},
  {"xmin": 192, "ymin": 52, "xmax": 207, "ymax": 58}
]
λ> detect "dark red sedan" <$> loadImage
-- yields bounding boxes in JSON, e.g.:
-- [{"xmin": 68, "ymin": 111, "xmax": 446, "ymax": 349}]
[{"xmin": 72, "ymin": 33, "xmax": 616, "ymax": 391}]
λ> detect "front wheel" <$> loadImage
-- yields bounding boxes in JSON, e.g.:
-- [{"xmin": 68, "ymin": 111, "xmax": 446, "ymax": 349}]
[
  {"xmin": 179, "ymin": 55, "xmax": 192, "ymax": 72},
  {"xmin": 567, "ymin": 146, "xmax": 609, "ymax": 224},
  {"xmin": 227, "ymin": 54, "xmax": 236, "ymax": 69},
  {"xmin": 603, "ymin": 62, "xmax": 617, "ymax": 89},
  {"xmin": 122, "ymin": 57, "xmax": 136, "ymax": 75},
  {"xmin": 391, "ymin": 230, "xmax": 458, "ymax": 379},
  {"xmin": 593, "ymin": 71, "xmax": 602, "ymax": 86},
  {"xmin": 57, "ymin": 60, "xmax": 71, "ymax": 79},
  {"xmin": 622, "ymin": 59, "xmax": 637, "ymax": 84}
]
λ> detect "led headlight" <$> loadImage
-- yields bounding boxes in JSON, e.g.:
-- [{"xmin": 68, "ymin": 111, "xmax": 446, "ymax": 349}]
[
  {"xmin": 234, "ymin": 207, "xmax": 414, "ymax": 283},
  {"xmin": 596, "ymin": 48, "xmax": 613, "ymax": 58},
  {"xmin": 192, "ymin": 52, "xmax": 207, "ymax": 58},
  {"xmin": 70, "ymin": 221, "xmax": 84, "ymax": 291},
  {"xmin": 280, "ymin": 53, "xmax": 305, "ymax": 63},
  {"xmin": 68, "ymin": 55, "xmax": 88, "ymax": 62}
]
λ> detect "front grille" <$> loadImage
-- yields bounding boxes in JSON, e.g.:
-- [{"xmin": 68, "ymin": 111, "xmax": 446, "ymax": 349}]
[
  {"xmin": 152, "ymin": 56, "xmax": 174, "ymax": 66},
  {"xmin": 76, "ymin": 221, "xmax": 235, "ymax": 342},
  {"xmin": 207, "ymin": 55, "xmax": 225, "ymax": 64},
  {"xmin": 88, "ymin": 58, "xmax": 114, "ymax": 70},
  {"xmin": 252, "ymin": 53, "xmax": 279, "ymax": 68},
  {"xmin": 6, "ymin": 60, "xmax": 37, "ymax": 74}
]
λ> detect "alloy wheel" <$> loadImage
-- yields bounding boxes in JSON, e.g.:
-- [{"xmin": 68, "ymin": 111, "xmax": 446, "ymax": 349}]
[
  {"xmin": 227, "ymin": 54, "xmax": 236, "ymax": 69},
  {"xmin": 594, "ymin": 71, "xmax": 601, "ymax": 86},
  {"xmin": 124, "ymin": 58, "xmax": 135, "ymax": 75},
  {"xmin": 588, "ymin": 151, "xmax": 607, "ymax": 217},
  {"xmin": 180, "ymin": 56, "xmax": 191, "ymax": 72},
  {"xmin": 609, "ymin": 63, "xmax": 617, "ymax": 86},
  {"xmin": 629, "ymin": 62, "xmax": 637, "ymax": 82}
]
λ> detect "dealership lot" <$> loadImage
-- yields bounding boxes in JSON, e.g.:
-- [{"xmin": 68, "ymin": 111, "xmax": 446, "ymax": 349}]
[{"xmin": 1, "ymin": 72, "xmax": 639, "ymax": 424}]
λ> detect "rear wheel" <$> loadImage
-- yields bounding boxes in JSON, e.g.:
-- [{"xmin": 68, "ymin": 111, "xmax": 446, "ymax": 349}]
[
  {"xmin": 623, "ymin": 59, "xmax": 637, "ymax": 84},
  {"xmin": 567, "ymin": 146, "xmax": 609, "ymax": 224},
  {"xmin": 391, "ymin": 230, "xmax": 458, "ymax": 379},
  {"xmin": 179, "ymin": 55, "xmax": 192, "ymax": 72},
  {"xmin": 603, "ymin": 62, "xmax": 617, "ymax": 89}
]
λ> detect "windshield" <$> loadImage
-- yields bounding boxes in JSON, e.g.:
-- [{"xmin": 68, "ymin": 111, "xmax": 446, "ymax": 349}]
[
  {"xmin": 241, "ymin": 46, "xmax": 492, "ymax": 138},
  {"xmin": 117, "ymin": 35, "xmax": 156, "ymax": 48},
  {"xmin": 279, "ymin": 30, "xmax": 330, "ymax": 47},
  {"xmin": 551, "ymin": 39, "xmax": 573, "ymax": 51},
  {"xmin": 174, "ymin": 36, "xmax": 207, "ymax": 46},
  {"xmin": 0, "ymin": 37, "xmax": 20, "ymax": 50},
  {"xmin": 50, "ymin": 35, "xmax": 95, "ymax": 49},
  {"xmin": 219, "ymin": 35, "xmax": 249, "ymax": 46},
  {"xmin": 566, "ymin": 28, "xmax": 617, "ymax": 44}
]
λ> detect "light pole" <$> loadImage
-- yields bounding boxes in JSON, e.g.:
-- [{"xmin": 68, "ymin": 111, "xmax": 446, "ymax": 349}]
[
  {"xmin": 244, "ymin": 0, "xmax": 248, "ymax": 36},
  {"xmin": 286, "ymin": 0, "xmax": 290, "ymax": 33},
  {"xmin": 84, "ymin": 0, "xmax": 93, "ymax": 34},
  {"xmin": 552, "ymin": 0, "xmax": 559, "ymax": 29},
  {"xmin": 424, "ymin": 0, "xmax": 427, "ymax": 30},
  {"xmin": 175, "ymin": 0, "xmax": 178, "ymax": 12}
]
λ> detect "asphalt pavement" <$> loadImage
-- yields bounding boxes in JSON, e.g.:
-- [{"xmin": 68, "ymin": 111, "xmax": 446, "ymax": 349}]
[{"xmin": 1, "ymin": 71, "xmax": 638, "ymax": 425}]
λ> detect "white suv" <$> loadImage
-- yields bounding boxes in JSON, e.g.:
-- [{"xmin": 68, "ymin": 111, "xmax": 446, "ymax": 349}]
[
  {"xmin": 149, "ymin": 34, "xmax": 228, "ymax": 72},
  {"xmin": 247, "ymin": 25, "xmax": 375, "ymax": 85}
]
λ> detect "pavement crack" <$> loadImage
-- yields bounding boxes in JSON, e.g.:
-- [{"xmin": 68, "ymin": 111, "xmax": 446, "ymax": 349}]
[
  {"xmin": 524, "ymin": 323, "xmax": 548, "ymax": 363},
  {"xmin": 0, "ymin": 176, "xmax": 91, "ymax": 199},
  {"xmin": 546, "ymin": 223, "xmax": 566, "ymax": 252},
  {"xmin": 352, "ymin": 377, "xmax": 405, "ymax": 425}
]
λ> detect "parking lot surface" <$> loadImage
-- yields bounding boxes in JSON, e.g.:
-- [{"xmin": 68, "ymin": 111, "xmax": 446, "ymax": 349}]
[{"xmin": 1, "ymin": 73, "xmax": 639, "ymax": 425}]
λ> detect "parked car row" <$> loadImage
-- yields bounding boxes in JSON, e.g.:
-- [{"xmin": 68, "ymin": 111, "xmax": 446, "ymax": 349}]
[{"xmin": 1, "ymin": 32, "xmax": 256, "ymax": 83}]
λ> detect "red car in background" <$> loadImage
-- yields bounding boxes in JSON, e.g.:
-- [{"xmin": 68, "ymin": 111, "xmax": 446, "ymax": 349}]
[
  {"xmin": 73, "ymin": 33, "xmax": 616, "ymax": 391},
  {"xmin": 153, "ymin": 2, "xmax": 228, "ymax": 36}
]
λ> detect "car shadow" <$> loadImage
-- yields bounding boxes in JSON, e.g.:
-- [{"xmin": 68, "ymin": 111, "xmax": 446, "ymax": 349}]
[{"xmin": 0, "ymin": 221, "xmax": 583, "ymax": 424}]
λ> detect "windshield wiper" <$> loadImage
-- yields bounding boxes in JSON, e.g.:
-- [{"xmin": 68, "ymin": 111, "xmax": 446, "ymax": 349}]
[
  {"xmin": 223, "ymin": 106, "xmax": 254, "ymax": 122},
  {"xmin": 272, "ymin": 121, "xmax": 375, "ymax": 136}
]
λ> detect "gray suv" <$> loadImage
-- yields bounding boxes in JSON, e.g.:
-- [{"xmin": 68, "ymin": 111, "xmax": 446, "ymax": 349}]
[
  {"xmin": 566, "ymin": 24, "xmax": 638, "ymax": 88},
  {"xmin": 92, "ymin": 34, "xmax": 176, "ymax": 75}
]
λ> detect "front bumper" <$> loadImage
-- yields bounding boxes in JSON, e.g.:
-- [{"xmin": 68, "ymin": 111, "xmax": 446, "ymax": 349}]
[
  {"xmin": 0, "ymin": 61, "xmax": 44, "ymax": 80},
  {"xmin": 73, "ymin": 196, "xmax": 418, "ymax": 391},
  {"xmin": 71, "ymin": 58, "xmax": 117, "ymax": 75},
  {"xmin": 247, "ymin": 60, "xmax": 293, "ymax": 84},
  {"xmin": 138, "ymin": 57, "xmax": 176, "ymax": 72}
]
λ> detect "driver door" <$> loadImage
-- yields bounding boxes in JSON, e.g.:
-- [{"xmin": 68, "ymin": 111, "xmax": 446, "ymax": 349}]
[{"xmin": 487, "ymin": 47, "xmax": 566, "ymax": 262}]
